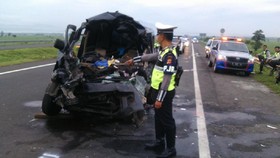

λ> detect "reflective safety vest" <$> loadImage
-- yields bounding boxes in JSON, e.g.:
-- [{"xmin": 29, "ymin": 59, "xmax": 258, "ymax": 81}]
[
  {"xmin": 275, "ymin": 52, "xmax": 280, "ymax": 58},
  {"xmin": 262, "ymin": 51, "xmax": 266, "ymax": 58},
  {"xmin": 154, "ymin": 42, "xmax": 160, "ymax": 48},
  {"xmin": 262, "ymin": 50, "xmax": 269, "ymax": 58},
  {"xmin": 151, "ymin": 47, "xmax": 177, "ymax": 91}
]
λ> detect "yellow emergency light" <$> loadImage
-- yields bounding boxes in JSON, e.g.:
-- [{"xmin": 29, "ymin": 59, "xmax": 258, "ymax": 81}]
[
  {"xmin": 222, "ymin": 37, "xmax": 228, "ymax": 41},
  {"xmin": 236, "ymin": 38, "xmax": 242, "ymax": 42}
]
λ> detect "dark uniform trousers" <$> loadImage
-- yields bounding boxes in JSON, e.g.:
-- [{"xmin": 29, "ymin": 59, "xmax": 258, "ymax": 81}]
[
  {"xmin": 268, "ymin": 59, "xmax": 280, "ymax": 71},
  {"xmin": 149, "ymin": 87, "xmax": 176, "ymax": 148},
  {"xmin": 258, "ymin": 55, "xmax": 266, "ymax": 72}
]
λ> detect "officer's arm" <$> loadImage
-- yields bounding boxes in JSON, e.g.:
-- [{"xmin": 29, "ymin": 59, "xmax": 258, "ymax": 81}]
[
  {"xmin": 156, "ymin": 75, "xmax": 172, "ymax": 102},
  {"xmin": 267, "ymin": 51, "xmax": 271, "ymax": 58},
  {"xmin": 133, "ymin": 52, "xmax": 158, "ymax": 63},
  {"xmin": 156, "ymin": 53, "xmax": 177, "ymax": 102}
]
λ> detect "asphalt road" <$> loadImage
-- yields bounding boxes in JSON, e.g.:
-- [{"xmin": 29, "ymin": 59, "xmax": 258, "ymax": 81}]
[{"xmin": 0, "ymin": 43, "xmax": 280, "ymax": 158}]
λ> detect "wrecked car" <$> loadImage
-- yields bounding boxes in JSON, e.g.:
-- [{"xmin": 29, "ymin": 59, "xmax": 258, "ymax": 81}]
[{"xmin": 42, "ymin": 12, "xmax": 154, "ymax": 125}]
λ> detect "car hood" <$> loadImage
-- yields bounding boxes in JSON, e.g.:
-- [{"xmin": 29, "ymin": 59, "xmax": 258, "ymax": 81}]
[{"xmin": 219, "ymin": 50, "xmax": 252, "ymax": 59}]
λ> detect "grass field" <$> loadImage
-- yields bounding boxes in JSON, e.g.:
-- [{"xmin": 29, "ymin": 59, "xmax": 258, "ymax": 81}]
[
  {"xmin": 0, "ymin": 34, "xmax": 63, "ymax": 41},
  {"xmin": 252, "ymin": 63, "xmax": 280, "ymax": 95},
  {"xmin": 246, "ymin": 41, "xmax": 280, "ymax": 94},
  {"xmin": 0, "ymin": 34, "xmax": 63, "ymax": 47},
  {"xmin": 248, "ymin": 41, "xmax": 279, "ymax": 56},
  {"xmin": 0, "ymin": 47, "xmax": 57, "ymax": 67}
]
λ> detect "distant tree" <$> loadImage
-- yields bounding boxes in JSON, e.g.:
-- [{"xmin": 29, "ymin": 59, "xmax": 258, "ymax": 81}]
[
  {"xmin": 0, "ymin": 31, "xmax": 3, "ymax": 37},
  {"xmin": 8, "ymin": 33, "xmax": 11, "ymax": 36},
  {"xmin": 244, "ymin": 39, "xmax": 251, "ymax": 45},
  {"xmin": 251, "ymin": 29, "xmax": 265, "ymax": 51},
  {"xmin": 12, "ymin": 34, "xmax": 16, "ymax": 38}
]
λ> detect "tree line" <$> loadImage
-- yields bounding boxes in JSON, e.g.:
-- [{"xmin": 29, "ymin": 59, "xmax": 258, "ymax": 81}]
[{"xmin": 1, "ymin": 31, "xmax": 16, "ymax": 37}]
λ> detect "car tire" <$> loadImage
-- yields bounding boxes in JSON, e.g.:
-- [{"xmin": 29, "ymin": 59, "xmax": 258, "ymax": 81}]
[
  {"xmin": 132, "ymin": 110, "xmax": 145, "ymax": 128},
  {"xmin": 213, "ymin": 61, "xmax": 218, "ymax": 73},
  {"xmin": 244, "ymin": 72, "xmax": 250, "ymax": 76},
  {"xmin": 42, "ymin": 94, "xmax": 62, "ymax": 116}
]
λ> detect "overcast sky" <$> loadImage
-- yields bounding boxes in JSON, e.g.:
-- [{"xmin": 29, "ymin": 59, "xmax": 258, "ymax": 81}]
[{"xmin": 1, "ymin": 0, "xmax": 280, "ymax": 37}]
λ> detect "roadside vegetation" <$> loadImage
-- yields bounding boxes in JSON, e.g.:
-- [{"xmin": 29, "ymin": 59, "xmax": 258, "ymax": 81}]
[
  {"xmin": 0, "ymin": 47, "xmax": 57, "ymax": 67},
  {"xmin": 243, "ymin": 41, "xmax": 280, "ymax": 94},
  {"xmin": 252, "ymin": 65, "xmax": 280, "ymax": 94},
  {"xmin": 0, "ymin": 34, "xmax": 63, "ymax": 47},
  {"xmin": 0, "ymin": 33, "xmax": 62, "ymax": 41},
  {"xmin": 245, "ymin": 31, "xmax": 280, "ymax": 94},
  {"xmin": 0, "ymin": 34, "xmax": 62, "ymax": 66}
]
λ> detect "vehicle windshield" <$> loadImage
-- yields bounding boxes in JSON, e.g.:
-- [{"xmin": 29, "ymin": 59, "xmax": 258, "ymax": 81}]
[
  {"xmin": 220, "ymin": 42, "xmax": 249, "ymax": 53},
  {"xmin": 206, "ymin": 40, "xmax": 212, "ymax": 46},
  {"xmin": 172, "ymin": 37, "xmax": 179, "ymax": 43}
]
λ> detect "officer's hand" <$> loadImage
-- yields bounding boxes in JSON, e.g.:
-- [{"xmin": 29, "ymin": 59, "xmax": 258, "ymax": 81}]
[
  {"xmin": 124, "ymin": 59, "xmax": 134, "ymax": 66},
  {"xmin": 154, "ymin": 100, "xmax": 162, "ymax": 109}
]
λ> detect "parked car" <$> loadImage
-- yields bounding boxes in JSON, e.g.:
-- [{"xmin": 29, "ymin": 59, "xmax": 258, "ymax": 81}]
[
  {"xmin": 205, "ymin": 38, "xmax": 220, "ymax": 58},
  {"xmin": 182, "ymin": 38, "xmax": 190, "ymax": 53},
  {"xmin": 183, "ymin": 38, "xmax": 190, "ymax": 47},
  {"xmin": 42, "ymin": 11, "xmax": 153, "ymax": 126},
  {"xmin": 192, "ymin": 37, "xmax": 199, "ymax": 43},
  {"xmin": 208, "ymin": 37, "xmax": 254, "ymax": 76},
  {"xmin": 172, "ymin": 36, "xmax": 183, "ymax": 54}
]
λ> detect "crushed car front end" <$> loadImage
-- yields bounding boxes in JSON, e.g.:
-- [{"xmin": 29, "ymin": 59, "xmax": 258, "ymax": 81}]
[{"xmin": 42, "ymin": 11, "xmax": 153, "ymax": 123}]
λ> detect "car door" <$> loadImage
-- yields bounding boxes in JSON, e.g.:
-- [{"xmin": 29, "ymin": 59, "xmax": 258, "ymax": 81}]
[{"xmin": 210, "ymin": 42, "xmax": 219, "ymax": 63}]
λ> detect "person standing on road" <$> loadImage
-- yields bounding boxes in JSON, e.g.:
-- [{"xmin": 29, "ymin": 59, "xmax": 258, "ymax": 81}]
[
  {"xmin": 267, "ymin": 46, "xmax": 280, "ymax": 76},
  {"xmin": 258, "ymin": 44, "xmax": 271, "ymax": 74},
  {"xmin": 126, "ymin": 22, "xmax": 178, "ymax": 158}
]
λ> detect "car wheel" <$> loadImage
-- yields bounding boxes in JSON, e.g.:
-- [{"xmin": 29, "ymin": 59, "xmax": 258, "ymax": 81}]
[
  {"xmin": 244, "ymin": 72, "xmax": 250, "ymax": 76},
  {"xmin": 213, "ymin": 61, "xmax": 218, "ymax": 73},
  {"xmin": 131, "ymin": 110, "xmax": 145, "ymax": 128},
  {"xmin": 42, "ymin": 94, "xmax": 62, "ymax": 116}
]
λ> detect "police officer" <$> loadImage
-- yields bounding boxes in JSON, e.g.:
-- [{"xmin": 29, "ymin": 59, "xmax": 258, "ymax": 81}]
[
  {"xmin": 267, "ymin": 46, "xmax": 280, "ymax": 76},
  {"xmin": 258, "ymin": 44, "xmax": 271, "ymax": 74},
  {"xmin": 126, "ymin": 22, "xmax": 178, "ymax": 157}
]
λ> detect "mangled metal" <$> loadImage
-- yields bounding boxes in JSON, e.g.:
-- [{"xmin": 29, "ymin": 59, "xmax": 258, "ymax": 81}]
[{"xmin": 42, "ymin": 12, "xmax": 154, "ymax": 124}]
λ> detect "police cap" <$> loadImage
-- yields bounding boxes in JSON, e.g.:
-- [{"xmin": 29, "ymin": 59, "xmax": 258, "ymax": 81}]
[{"xmin": 155, "ymin": 22, "xmax": 177, "ymax": 34}]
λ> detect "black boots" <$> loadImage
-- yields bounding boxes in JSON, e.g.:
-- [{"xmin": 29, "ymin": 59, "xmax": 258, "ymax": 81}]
[
  {"xmin": 145, "ymin": 140, "xmax": 165, "ymax": 152},
  {"xmin": 156, "ymin": 147, "xmax": 177, "ymax": 158},
  {"xmin": 145, "ymin": 140, "xmax": 177, "ymax": 158}
]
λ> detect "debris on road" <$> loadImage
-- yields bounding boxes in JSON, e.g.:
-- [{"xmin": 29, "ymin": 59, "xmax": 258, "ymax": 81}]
[{"xmin": 266, "ymin": 125, "xmax": 278, "ymax": 129}]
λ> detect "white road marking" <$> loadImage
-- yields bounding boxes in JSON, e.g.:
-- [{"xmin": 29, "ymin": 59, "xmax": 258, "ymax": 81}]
[
  {"xmin": 184, "ymin": 69, "xmax": 193, "ymax": 72},
  {"xmin": 39, "ymin": 153, "xmax": 60, "ymax": 158},
  {"xmin": 0, "ymin": 63, "xmax": 55, "ymax": 76},
  {"xmin": 192, "ymin": 43, "xmax": 211, "ymax": 158}
]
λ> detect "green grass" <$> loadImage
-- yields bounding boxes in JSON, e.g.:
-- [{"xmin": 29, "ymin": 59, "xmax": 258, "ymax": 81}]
[
  {"xmin": 0, "ymin": 35, "xmax": 63, "ymax": 47},
  {"xmin": 248, "ymin": 41, "xmax": 279, "ymax": 56},
  {"xmin": 0, "ymin": 35, "xmax": 63, "ymax": 41},
  {"xmin": 0, "ymin": 47, "xmax": 57, "ymax": 67},
  {"xmin": 247, "ymin": 41, "xmax": 280, "ymax": 95},
  {"xmin": 252, "ymin": 63, "xmax": 280, "ymax": 95}
]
